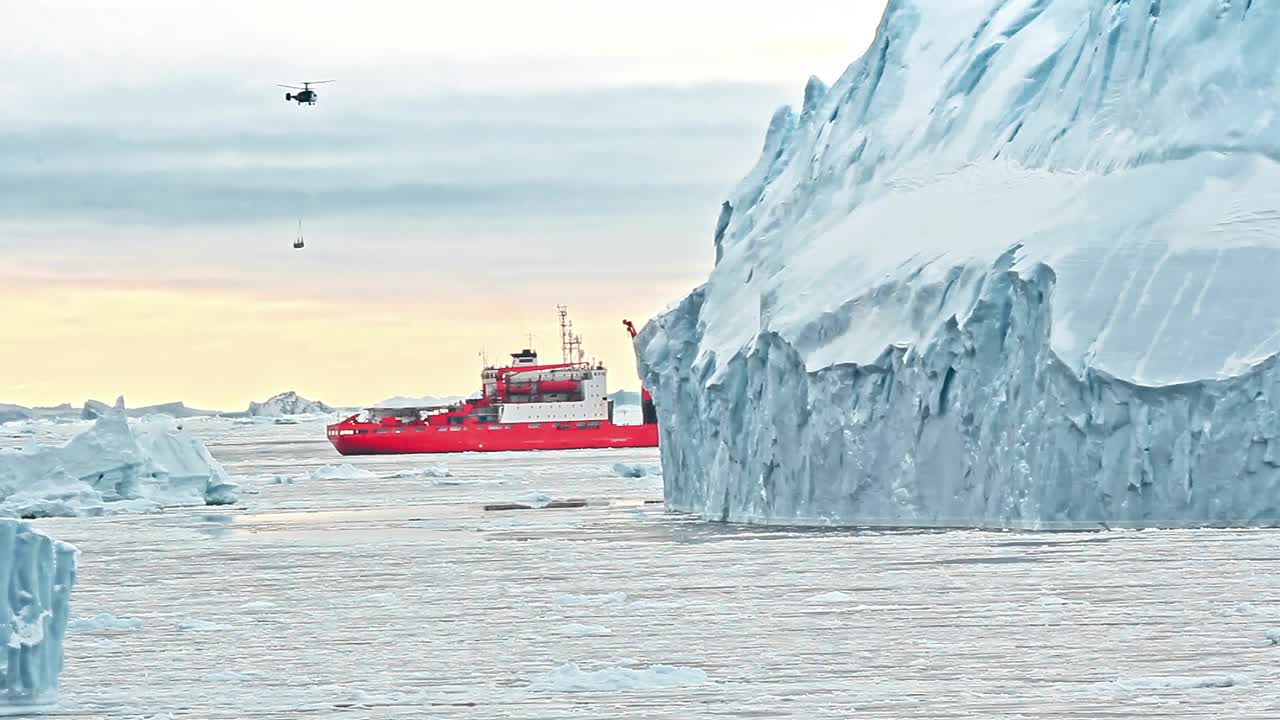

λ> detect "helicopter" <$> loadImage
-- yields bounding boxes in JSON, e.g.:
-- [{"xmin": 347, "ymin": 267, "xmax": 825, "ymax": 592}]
[
  {"xmin": 293, "ymin": 219, "xmax": 304, "ymax": 249},
  {"xmin": 278, "ymin": 80, "xmax": 334, "ymax": 106}
]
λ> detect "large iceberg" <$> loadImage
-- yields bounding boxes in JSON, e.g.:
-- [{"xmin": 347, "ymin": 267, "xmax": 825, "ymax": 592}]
[
  {"xmin": 637, "ymin": 0, "xmax": 1280, "ymax": 529},
  {"xmin": 0, "ymin": 520, "xmax": 76, "ymax": 711},
  {"xmin": 0, "ymin": 412, "xmax": 239, "ymax": 517}
]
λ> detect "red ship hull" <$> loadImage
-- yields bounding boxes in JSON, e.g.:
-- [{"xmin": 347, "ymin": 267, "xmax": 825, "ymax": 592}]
[{"xmin": 327, "ymin": 419, "xmax": 658, "ymax": 455}]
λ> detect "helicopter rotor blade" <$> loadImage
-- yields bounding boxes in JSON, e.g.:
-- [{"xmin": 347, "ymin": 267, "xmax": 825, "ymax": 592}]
[
  {"xmin": 277, "ymin": 84, "xmax": 304, "ymax": 89},
  {"xmin": 301, "ymin": 80, "xmax": 335, "ymax": 85}
]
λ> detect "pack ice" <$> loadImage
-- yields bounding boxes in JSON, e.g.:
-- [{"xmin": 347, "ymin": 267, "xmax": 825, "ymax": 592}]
[
  {"xmin": 637, "ymin": 0, "xmax": 1280, "ymax": 529},
  {"xmin": 0, "ymin": 520, "xmax": 76, "ymax": 710},
  {"xmin": 0, "ymin": 407, "xmax": 239, "ymax": 517}
]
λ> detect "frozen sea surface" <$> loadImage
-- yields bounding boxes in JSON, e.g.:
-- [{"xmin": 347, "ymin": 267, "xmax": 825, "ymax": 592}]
[{"xmin": 5, "ymin": 417, "xmax": 1280, "ymax": 717}]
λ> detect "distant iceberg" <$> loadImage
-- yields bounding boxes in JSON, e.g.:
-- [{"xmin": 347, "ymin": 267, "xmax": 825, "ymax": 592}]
[
  {"xmin": 374, "ymin": 394, "xmax": 469, "ymax": 408},
  {"xmin": 245, "ymin": 391, "xmax": 333, "ymax": 417},
  {"xmin": 638, "ymin": 0, "xmax": 1280, "ymax": 529},
  {"xmin": 81, "ymin": 396, "xmax": 221, "ymax": 420},
  {"xmin": 0, "ymin": 404, "xmax": 34, "ymax": 425},
  {"xmin": 0, "ymin": 520, "xmax": 77, "ymax": 711},
  {"xmin": 2, "ymin": 400, "xmax": 117, "ymax": 424}
]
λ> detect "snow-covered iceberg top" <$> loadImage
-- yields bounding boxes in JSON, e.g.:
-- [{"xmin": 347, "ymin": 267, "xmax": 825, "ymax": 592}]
[
  {"xmin": 691, "ymin": 0, "xmax": 1280, "ymax": 387},
  {"xmin": 0, "ymin": 520, "xmax": 77, "ymax": 711},
  {"xmin": 638, "ymin": 0, "xmax": 1280, "ymax": 529},
  {"xmin": 246, "ymin": 391, "xmax": 333, "ymax": 417},
  {"xmin": 0, "ymin": 412, "xmax": 239, "ymax": 517}
]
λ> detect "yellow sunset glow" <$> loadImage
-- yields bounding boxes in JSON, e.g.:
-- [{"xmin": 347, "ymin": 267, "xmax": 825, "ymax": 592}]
[{"xmin": 1, "ymin": 281, "xmax": 693, "ymax": 410}]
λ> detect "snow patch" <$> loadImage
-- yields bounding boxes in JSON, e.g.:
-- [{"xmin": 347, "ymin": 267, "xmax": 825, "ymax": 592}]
[
  {"xmin": 557, "ymin": 592, "xmax": 627, "ymax": 607},
  {"xmin": 1116, "ymin": 675, "xmax": 1250, "ymax": 690},
  {"xmin": 809, "ymin": 591, "xmax": 855, "ymax": 603},
  {"xmin": 103, "ymin": 498, "xmax": 164, "ymax": 515},
  {"xmin": 177, "ymin": 618, "xmax": 231, "ymax": 632},
  {"xmin": 310, "ymin": 464, "xmax": 375, "ymax": 481},
  {"xmin": 533, "ymin": 663, "xmax": 707, "ymax": 692},
  {"xmin": 558, "ymin": 624, "xmax": 613, "ymax": 637},
  {"xmin": 67, "ymin": 613, "xmax": 142, "ymax": 633},
  {"xmin": 523, "ymin": 493, "xmax": 555, "ymax": 509},
  {"xmin": 389, "ymin": 464, "xmax": 452, "ymax": 479},
  {"xmin": 612, "ymin": 463, "xmax": 660, "ymax": 479},
  {"xmin": 204, "ymin": 480, "xmax": 240, "ymax": 506},
  {"xmin": 205, "ymin": 671, "xmax": 251, "ymax": 683}
]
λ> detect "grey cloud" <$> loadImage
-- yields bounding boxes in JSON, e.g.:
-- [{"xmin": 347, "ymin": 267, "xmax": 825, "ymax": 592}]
[
  {"xmin": 1, "ymin": 80, "xmax": 804, "ymax": 299},
  {"xmin": 1, "ymin": 82, "xmax": 793, "ymax": 227}
]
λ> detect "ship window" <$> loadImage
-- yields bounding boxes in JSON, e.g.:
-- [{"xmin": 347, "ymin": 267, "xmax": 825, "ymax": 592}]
[
  {"xmin": 577, "ymin": 421, "xmax": 601, "ymax": 429},
  {"xmin": 449, "ymin": 426, "xmax": 460, "ymax": 431},
  {"xmin": 555, "ymin": 423, "xmax": 571, "ymax": 430},
  {"xmin": 375, "ymin": 429, "xmax": 390, "ymax": 434},
  {"xmin": 529, "ymin": 423, "xmax": 542, "ymax": 429}
]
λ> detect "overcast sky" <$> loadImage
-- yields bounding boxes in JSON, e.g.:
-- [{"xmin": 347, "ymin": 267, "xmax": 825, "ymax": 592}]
[{"xmin": 1, "ymin": 0, "xmax": 888, "ymax": 409}]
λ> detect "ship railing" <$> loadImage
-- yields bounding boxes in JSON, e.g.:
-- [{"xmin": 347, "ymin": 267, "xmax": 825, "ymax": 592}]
[{"xmin": 359, "ymin": 404, "xmax": 461, "ymax": 423}]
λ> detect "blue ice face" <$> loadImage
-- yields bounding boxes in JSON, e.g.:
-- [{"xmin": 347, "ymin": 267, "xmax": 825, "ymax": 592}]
[
  {"xmin": 639, "ymin": 0, "xmax": 1280, "ymax": 529},
  {"xmin": 0, "ymin": 521, "xmax": 77, "ymax": 709}
]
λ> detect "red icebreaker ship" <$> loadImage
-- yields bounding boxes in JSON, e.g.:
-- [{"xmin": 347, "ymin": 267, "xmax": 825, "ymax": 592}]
[{"xmin": 326, "ymin": 314, "xmax": 658, "ymax": 456}]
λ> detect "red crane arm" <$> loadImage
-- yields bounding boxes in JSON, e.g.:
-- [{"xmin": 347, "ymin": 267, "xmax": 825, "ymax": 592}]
[{"xmin": 622, "ymin": 319, "xmax": 655, "ymax": 408}]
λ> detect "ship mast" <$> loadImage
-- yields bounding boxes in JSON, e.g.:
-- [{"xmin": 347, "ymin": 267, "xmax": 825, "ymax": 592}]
[
  {"xmin": 558, "ymin": 305, "xmax": 585, "ymax": 365},
  {"xmin": 558, "ymin": 305, "xmax": 570, "ymax": 363}
]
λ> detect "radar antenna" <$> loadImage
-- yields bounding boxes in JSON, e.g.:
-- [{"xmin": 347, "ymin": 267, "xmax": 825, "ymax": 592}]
[
  {"xmin": 558, "ymin": 305, "xmax": 571, "ymax": 363},
  {"xmin": 557, "ymin": 305, "xmax": 585, "ymax": 364}
]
